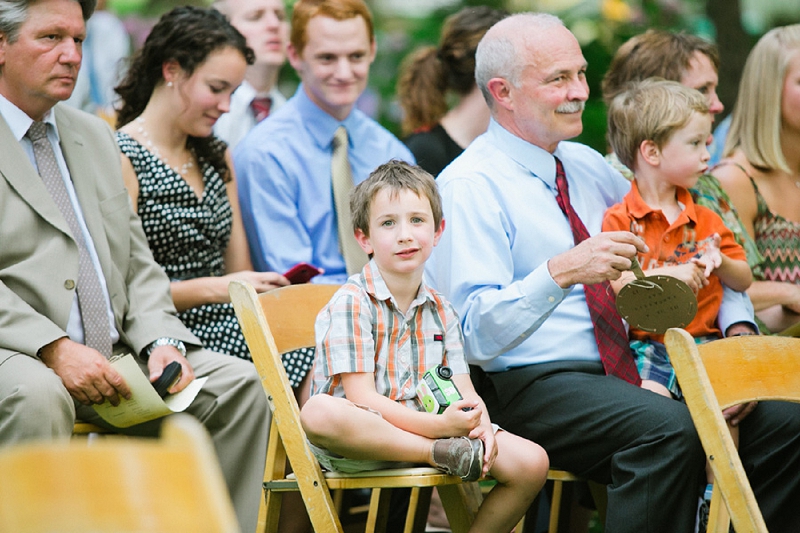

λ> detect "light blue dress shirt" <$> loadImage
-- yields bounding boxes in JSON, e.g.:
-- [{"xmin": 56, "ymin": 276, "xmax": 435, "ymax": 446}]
[
  {"xmin": 426, "ymin": 119, "xmax": 754, "ymax": 372},
  {"xmin": 234, "ymin": 85, "xmax": 414, "ymax": 284}
]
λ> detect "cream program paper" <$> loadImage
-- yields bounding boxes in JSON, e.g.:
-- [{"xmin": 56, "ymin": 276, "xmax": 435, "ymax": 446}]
[{"xmin": 92, "ymin": 353, "xmax": 208, "ymax": 428}]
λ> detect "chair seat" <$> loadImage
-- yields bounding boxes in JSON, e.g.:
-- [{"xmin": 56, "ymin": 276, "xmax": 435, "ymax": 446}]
[{"xmin": 268, "ymin": 469, "xmax": 463, "ymax": 492}]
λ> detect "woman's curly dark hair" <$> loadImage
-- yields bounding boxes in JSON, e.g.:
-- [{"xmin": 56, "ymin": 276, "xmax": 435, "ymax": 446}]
[{"xmin": 115, "ymin": 6, "xmax": 254, "ymax": 181}]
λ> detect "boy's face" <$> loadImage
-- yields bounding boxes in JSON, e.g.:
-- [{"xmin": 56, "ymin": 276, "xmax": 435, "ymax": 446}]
[
  {"xmin": 355, "ymin": 188, "xmax": 444, "ymax": 280},
  {"xmin": 653, "ymin": 111, "xmax": 713, "ymax": 189},
  {"xmin": 287, "ymin": 15, "xmax": 375, "ymax": 121}
]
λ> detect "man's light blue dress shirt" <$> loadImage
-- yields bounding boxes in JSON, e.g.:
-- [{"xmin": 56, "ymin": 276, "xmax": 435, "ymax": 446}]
[
  {"xmin": 234, "ymin": 85, "xmax": 414, "ymax": 284},
  {"xmin": 426, "ymin": 119, "xmax": 754, "ymax": 372}
]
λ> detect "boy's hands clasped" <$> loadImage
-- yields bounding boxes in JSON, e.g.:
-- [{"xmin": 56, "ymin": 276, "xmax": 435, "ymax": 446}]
[
  {"xmin": 441, "ymin": 400, "xmax": 497, "ymax": 475},
  {"xmin": 440, "ymin": 399, "xmax": 481, "ymax": 436}
]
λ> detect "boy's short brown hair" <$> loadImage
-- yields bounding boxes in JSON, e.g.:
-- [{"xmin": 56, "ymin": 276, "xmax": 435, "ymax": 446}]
[
  {"xmin": 607, "ymin": 79, "xmax": 709, "ymax": 171},
  {"xmin": 290, "ymin": 0, "xmax": 374, "ymax": 57},
  {"xmin": 350, "ymin": 160, "xmax": 443, "ymax": 237}
]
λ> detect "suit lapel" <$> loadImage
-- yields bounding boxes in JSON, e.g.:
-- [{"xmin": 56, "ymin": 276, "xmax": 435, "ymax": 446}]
[
  {"xmin": 0, "ymin": 111, "xmax": 72, "ymax": 237},
  {"xmin": 55, "ymin": 106, "xmax": 115, "ymax": 276}
]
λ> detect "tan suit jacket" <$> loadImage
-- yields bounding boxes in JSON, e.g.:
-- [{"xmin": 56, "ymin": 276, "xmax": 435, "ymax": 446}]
[{"xmin": 0, "ymin": 103, "xmax": 198, "ymax": 360}]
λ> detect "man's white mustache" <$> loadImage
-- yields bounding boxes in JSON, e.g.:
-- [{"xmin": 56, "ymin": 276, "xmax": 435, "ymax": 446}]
[{"xmin": 556, "ymin": 101, "xmax": 585, "ymax": 113}]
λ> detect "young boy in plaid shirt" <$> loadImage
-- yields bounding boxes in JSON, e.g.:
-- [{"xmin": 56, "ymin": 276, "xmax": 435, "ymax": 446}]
[{"xmin": 301, "ymin": 160, "xmax": 548, "ymax": 531}]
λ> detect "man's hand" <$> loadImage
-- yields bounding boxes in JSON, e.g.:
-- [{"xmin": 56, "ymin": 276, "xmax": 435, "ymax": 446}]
[
  {"xmin": 548, "ymin": 231, "xmax": 648, "ymax": 288},
  {"xmin": 147, "ymin": 345, "xmax": 195, "ymax": 394},
  {"xmin": 723, "ymin": 402, "xmax": 757, "ymax": 426},
  {"xmin": 39, "ymin": 337, "xmax": 131, "ymax": 406},
  {"xmin": 725, "ymin": 321, "xmax": 758, "ymax": 337}
]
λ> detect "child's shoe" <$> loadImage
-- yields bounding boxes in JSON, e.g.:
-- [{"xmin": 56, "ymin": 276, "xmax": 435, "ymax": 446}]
[{"xmin": 431, "ymin": 436, "xmax": 484, "ymax": 481}]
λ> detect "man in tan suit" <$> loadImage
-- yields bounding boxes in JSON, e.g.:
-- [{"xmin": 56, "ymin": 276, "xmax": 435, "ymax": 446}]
[{"xmin": 0, "ymin": 1, "xmax": 268, "ymax": 531}]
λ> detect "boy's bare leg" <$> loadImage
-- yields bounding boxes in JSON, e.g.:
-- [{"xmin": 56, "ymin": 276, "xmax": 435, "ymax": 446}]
[
  {"xmin": 641, "ymin": 379, "xmax": 671, "ymax": 398},
  {"xmin": 301, "ymin": 395, "xmax": 434, "ymax": 464},
  {"xmin": 470, "ymin": 430, "xmax": 548, "ymax": 533}
]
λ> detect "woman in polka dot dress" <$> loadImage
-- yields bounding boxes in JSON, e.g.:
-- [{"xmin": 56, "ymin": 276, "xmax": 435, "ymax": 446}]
[{"xmin": 112, "ymin": 7, "xmax": 315, "ymax": 388}]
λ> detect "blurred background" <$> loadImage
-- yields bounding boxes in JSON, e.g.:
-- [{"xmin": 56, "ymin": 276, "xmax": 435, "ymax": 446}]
[{"xmin": 104, "ymin": 0, "xmax": 800, "ymax": 152}]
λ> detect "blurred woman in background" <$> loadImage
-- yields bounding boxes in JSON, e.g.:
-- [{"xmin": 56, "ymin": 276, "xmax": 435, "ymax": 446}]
[
  {"xmin": 398, "ymin": 6, "xmax": 507, "ymax": 176},
  {"xmin": 711, "ymin": 24, "xmax": 800, "ymax": 334},
  {"xmin": 115, "ymin": 7, "xmax": 290, "ymax": 360}
]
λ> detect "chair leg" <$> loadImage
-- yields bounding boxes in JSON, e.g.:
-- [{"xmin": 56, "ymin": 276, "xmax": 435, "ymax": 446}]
[
  {"xmin": 263, "ymin": 490, "xmax": 282, "ymax": 533},
  {"xmin": 438, "ymin": 483, "xmax": 480, "ymax": 533},
  {"xmin": 548, "ymin": 479, "xmax": 564, "ymax": 533},
  {"xmin": 708, "ymin": 489, "xmax": 729, "ymax": 533},
  {"xmin": 256, "ymin": 491, "xmax": 268, "ymax": 533},
  {"xmin": 366, "ymin": 488, "xmax": 393, "ymax": 533},
  {"xmin": 405, "ymin": 487, "xmax": 433, "ymax": 533}
]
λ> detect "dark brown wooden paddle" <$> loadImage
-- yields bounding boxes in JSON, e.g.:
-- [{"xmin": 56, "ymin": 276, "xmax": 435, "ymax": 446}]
[{"xmin": 615, "ymin": 258, "xmax": 698, "ymax": 334}]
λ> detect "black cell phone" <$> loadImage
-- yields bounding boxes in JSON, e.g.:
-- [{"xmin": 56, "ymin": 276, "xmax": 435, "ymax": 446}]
[
  {"xmin": 284, "ymin": 262, "xmax": 322, "ymax": 284},
  {"xmin": 152, "ymin": 361, "xmax": 182, "ymax": 398}
]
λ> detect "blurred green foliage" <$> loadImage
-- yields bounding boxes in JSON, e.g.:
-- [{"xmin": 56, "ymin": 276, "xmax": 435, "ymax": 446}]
[{"xmin": 108, "ymin": 0, "xmax": 798, "ymax": 152}]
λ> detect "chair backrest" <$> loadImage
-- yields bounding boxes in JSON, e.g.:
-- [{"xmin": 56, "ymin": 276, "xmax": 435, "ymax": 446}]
[
  {"xmin": 229, "ymin": 281, "xmax": 343, "ymax": 531},
  {"xmin": 0, "ymin": 414, "xmax": 239, "ymax": 533},
  {"xmin": 665, "ymin": 328, "xmax": 800, "ymax": 533}
]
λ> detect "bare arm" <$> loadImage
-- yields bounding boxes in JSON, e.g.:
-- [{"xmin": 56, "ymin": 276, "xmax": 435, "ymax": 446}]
[
  {"xmin": 222, "ymin": 150, "xmax": 253, "ymax": 274},
  {"xmin": 339, "ymin": 372, "xmax": 481, "ymax": 440},
  {"xmin": 452, "ymin": 374, "xmax": 497, "ymax": 474},
  {"xmin": 120, "ymin": 154, "xmax": 140, "ymax": 212},
  {"xmin": 711, "ymin": 157, "xmax": 757, "ymax": 241},
  {"xmin": 714, "ymin": 256, "xmax": 753, "ymax": 292}
]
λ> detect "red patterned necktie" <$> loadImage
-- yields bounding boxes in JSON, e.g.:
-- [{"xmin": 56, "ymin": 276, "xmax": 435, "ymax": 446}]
[
  {"xmin": 250, "ymin": 96, "xmax": 272, "ymax": 122},
  {"xmin": 553, "ymin": 157, "xmax": 640, "ymax": 385}
]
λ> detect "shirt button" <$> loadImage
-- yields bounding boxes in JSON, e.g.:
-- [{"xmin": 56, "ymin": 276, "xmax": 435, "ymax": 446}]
[
  {"xmin": 548, "ymin": 296, "xmax": 555, "ymax": 302},
  {"xmin": 663, "ymin": 235, "xmax": 670, "ymax": 242},
  {"xmin": 64, "ymin": 279, "xmax": 76, "ymax": 290},
  {"xmin": 400, "ymin": 356, "xmax": 408, "ymax": 364}
]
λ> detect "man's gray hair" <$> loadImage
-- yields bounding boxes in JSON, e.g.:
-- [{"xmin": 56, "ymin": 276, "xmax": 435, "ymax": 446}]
[
  {"xmin": 475, "ymin": 12, "xmax": 564, "ymax": 105},
  {"xmin": 0, "ymin": 0, "xmax": 96, "ymax": 42}
]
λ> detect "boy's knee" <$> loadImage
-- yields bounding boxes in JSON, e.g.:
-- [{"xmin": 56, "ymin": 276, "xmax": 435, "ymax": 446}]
[{"xmin": 300, "ymin": 394, "xmax": 336, "ymax": 438}]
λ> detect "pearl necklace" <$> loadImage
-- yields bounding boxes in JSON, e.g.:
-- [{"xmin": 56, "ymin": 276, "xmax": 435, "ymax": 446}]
[{"xmin": 135, "ymin": 116, "xmax": 195, "ymax": 178}]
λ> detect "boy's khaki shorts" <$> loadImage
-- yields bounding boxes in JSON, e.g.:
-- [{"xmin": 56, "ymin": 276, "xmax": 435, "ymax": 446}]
[{"xmin": 307, "ymin": 400, "xmax": 499, "ymax": 474}]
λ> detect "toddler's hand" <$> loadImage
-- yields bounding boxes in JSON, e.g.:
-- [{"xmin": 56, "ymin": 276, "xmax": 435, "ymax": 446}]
[
  {"xmin": 440, "ymin": 399, "xmax": 481, "ymax": 436},
  {"xmin": 660, "ymin": 263, "xmax": 707, "ymax": 293},
  {"xmin": 692, "ymin": 233, "xmax": 722, "ymax": 278}
]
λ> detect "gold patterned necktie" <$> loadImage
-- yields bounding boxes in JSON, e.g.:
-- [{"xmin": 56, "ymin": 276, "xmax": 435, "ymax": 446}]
[
  {"xmin": 331, "ymin": 126, "xmax": 368, "ymax": 275},
  {"xmin": 26, "ymin": 121, "xmax": 113, "ymax": 357}
]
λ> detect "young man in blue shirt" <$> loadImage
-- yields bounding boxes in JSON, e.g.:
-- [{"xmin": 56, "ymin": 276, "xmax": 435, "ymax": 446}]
[{"xmin": 234, "ymin": 0, "xmax": 414, "ymax": 285}]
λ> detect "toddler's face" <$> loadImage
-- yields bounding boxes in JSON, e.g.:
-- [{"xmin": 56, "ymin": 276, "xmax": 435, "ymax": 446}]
[{"xmin": 656, "ymin": 111, "xmax": 713, "ymax": 189}]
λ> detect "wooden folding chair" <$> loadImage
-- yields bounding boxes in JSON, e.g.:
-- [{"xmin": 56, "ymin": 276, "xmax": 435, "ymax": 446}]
[
  {"xmin": 665, "ymin": 328, "xmax": 800, "ymax": 533},
  {"xmin": 0, "ymin": 414, "xmax": 239, "ymax": 532},
  {"xmin": 230, "ymin": 281, "xmax": 475, "ymax": 533},
  {"xmin": 231, "ymin": 281, "xmax": 602, "ymax": 533}
]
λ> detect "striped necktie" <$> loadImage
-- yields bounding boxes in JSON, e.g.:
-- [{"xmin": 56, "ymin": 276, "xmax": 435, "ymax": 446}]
[{"xmin": 27, "ymin": 121, "xmax": 113, "ymax": 357}]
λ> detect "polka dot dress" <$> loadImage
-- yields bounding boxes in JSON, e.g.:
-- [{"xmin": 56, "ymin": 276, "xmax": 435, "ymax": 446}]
[{"xmin": 116, "ymin": 131, "xmax": 314, "ymax": 386}]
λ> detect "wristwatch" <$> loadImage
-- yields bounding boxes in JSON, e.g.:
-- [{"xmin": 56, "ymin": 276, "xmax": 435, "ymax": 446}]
[{"xmin": 142, "ymin": 337, "xmax": 187, "ymax": 361}]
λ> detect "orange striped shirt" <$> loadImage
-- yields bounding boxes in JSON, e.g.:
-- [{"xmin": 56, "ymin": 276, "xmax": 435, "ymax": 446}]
[{"xmin": 312, "ymin": 261, "xmax": 469, "ymax": 410}]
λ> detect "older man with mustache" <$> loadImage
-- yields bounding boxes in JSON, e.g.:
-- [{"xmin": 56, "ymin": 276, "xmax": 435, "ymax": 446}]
[{"xmin": 425, "ymin": 12, "xmax": 800, "ymax": 532}]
